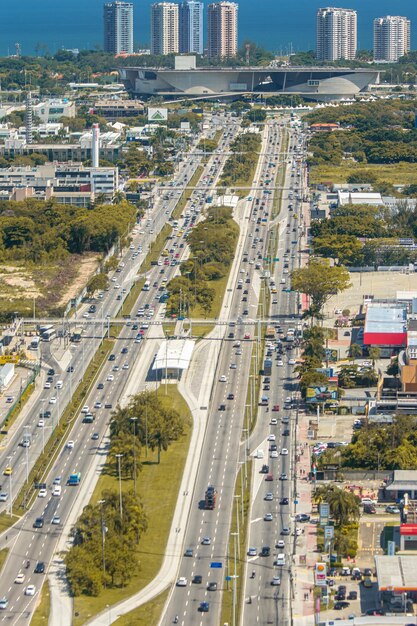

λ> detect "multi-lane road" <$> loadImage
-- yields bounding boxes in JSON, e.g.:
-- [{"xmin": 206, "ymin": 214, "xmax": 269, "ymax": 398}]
[
  {"xmin": 0, "ymin": 114, "xmax": 241, "ymax": 624},
  {"xmin": 160, "ymin": 118, "xmax": 304, "ymax": 626}
]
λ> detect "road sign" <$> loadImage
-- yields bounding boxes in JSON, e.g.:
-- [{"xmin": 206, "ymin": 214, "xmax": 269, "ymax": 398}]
[
  {"xmin": 225, "ymin": 575, "xmax": 231, "ymax": 581},
  {"xmin": 319, "ymin": 503, "xmax": 330, "ymax": 526},
  {"xmin": 210, "ymin": 562, "xmax": 222, "ymax": 569},
  {"xmin": 273, "ymin": 257, "xmax": 279, "ymax": 261},
  {"xmin": 324, "ymin": 525, "xmax": 334, "ymax": 540},
  {"xmin": 294, "ymin": 500, "xmax": 298, "ymax": 505}
]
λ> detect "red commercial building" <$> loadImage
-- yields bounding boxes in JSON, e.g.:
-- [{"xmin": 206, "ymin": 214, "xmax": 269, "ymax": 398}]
[{"xmin": 363, "ymin": 304, "xmax": 407, "ymax": 348}]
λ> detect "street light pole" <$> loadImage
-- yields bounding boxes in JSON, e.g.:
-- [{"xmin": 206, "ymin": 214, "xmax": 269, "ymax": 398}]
[
  {"xmin": 115, "ymin": 454, "xmax": 123, "ymax": 520},
  {"xmin": 7, "ymin": 455, "xmax": 12, "ymax": 517},
  {"xmin": 24, "ymin": 425, "xmax": 30, "ymax": 484}
]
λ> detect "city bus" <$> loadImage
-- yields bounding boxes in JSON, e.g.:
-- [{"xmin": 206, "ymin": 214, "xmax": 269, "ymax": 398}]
[{"xmin": 41, "ymin": 328, "xmax": 56, "ymax": 342}]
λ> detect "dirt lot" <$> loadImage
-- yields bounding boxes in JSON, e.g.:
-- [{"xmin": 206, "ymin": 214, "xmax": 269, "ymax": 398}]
[
  {"xmin": 0, "ymin": 254, "xmax": 100, "ymax": 318},
  {"xmin": 323, "ymin": 271, "xmax": 416, "ymax": 321}
]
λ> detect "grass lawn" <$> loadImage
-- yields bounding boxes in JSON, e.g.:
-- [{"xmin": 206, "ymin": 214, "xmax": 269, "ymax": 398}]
[
  {"xmin": 141, "ymin": 225, "xmax": 172, "ymax": 274},
  {"xmin": 162, "ymin": 322, "xmax": 176, "ymax": 337},
  {"xmin": 185, "ymin": 323, "xmax": 214, "ymax": 338},
  {"xmin": 310, "ymin": 161, "xmax": 417, "ymax": 186},
  {"xmin": 112, "ymin": 590, "xmax": 169, "ymax": 626},
  {"xmin": 31, "ymin": 580, "xmax": 50, "ymax": 626},
  {"xmin": 0, "ymin": 548, "xmax": 9, "ymax": 574},
  {"xmin": 72, "ymin": 386, "xmax": 191, "ymax": 626},
  {"xmin": 189, "ymin": 272, "xmax": 229, "ymax": 320}
]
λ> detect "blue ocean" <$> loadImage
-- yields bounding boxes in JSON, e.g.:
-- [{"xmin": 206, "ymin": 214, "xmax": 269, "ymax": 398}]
[{"xmin": 1, "ymin": 0, "xmax": 416, "ymax": 56}]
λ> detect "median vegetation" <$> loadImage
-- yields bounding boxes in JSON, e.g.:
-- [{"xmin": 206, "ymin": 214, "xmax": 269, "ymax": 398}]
[
  {"xmin": 219, "ymin": 132, "xmax": 262, "ymax": 188},
  {"xmin": 166, "ymin": 206, "xmax": 239, "ymax": 317},
  {"xmin": 66, "ymin": 390, "xmax": 190, "ymax": 599}
]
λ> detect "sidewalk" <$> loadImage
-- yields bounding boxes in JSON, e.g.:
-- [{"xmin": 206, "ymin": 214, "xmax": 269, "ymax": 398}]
[{"xmin": 293, "ymin": 412, "xmax": 316, "ymax": 625}]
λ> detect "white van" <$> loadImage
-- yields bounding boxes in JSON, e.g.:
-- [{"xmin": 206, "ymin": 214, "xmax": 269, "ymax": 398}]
[
  {"xmin": 56, "ymin": 380, "xmax": 63, "ymax": 389},
  {"xmin": 256, "ymin": 449, "xmax": 264, "ymax": 459},
  {"xmin": 52, "ymin": 485, "xmax": 61, "ymax": 497},
  {"xmin": 280, "ymin": 278, "xmax": 286, "ymax": 284},
  {"xmin": 276, "ymin": 553, "xmax": 286, "ymax": 566}
]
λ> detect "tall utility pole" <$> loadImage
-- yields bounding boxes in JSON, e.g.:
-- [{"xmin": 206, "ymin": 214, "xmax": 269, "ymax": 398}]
[
  {"xmin": 7, "ymin": 456, "xmax": 12, "ymax": 517},
  {"xmin": 115, "ymin": 454, "xmax": 123, "ymax": 520},
  {"xmin": 130, "ymin": 417, "xmax": 138, "ymax": 496}
]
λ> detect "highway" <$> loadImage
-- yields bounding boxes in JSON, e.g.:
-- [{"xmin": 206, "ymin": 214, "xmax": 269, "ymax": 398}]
[
  {"xmin": 0, "ymin": 110, "xmax": 236, "ymax": 515},
  {"xmin": 160, "ymin": 117, "xmax": 295, "ymax": 626},
  {"xmin": 241, "ymin": 126, "xmax": 308, "ymax": 626},
  {"xmin": 0, "ymin": 113, "xmax": 240, "ymax": 624}
]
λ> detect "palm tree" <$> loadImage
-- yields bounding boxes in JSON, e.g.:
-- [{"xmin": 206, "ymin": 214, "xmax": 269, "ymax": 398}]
[
  {"xmin": 149, "ymin": 428, "xmax": 170, "ymax": 464},
  {"xmin": 368, "ymin": 347, "xmax": 381, "ymax": 369},
  {"xmin": 349, "ymin": 343, "xmax": 362, "ymax": 363}
]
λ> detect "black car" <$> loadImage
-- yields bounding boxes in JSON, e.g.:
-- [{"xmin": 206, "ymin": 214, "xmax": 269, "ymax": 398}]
[
  {"xmin": 34, "ymin": 562, "xmax": 45, "ymax": 574},
  {"xmin": 97, "ymin": 383, "xmax": 104, "ymax": 390},
  {"xmin": 280, "ymin": 498, "xmax": 289, "ymax": 505},
  {"xmin": 33, "ymin": 517, "xmax": 44, "ymax": 529},
  {"xmin": 334, "ymin": 601, "xmax": 350, "ymax": 610},
  {"xmin": 270, "ymin": 444, "xmax": 277, "ymax": 452},
  {"xmin": 67, "ymin": 366, "xmax": 74, "ymax": 373},
  {"xmin": 260, "ymin": 465, "xmax": 270, "ymax": 474},
  {"xmin": 47, "ymin": 369, "xmax": 55, "ymax": 376},
  {"xmin": 108, "ymin": 354, "xmax": 116, "ymax": 361},
  {"xmin": 199, "ymin": 602, "xmax": 209, "ymax": 613},
  {"xmin": 192, "ymin": 575, "xmax": 202, "ymax": 584},
  {"xmin": 219, "ymin": 404, "xmax": 226, "ymax": 411},
  {"xmin": 335, "ymin": 592, "xmax": 346, "ymax": 601},
  {"xmin": 260, "ymin": 546, "xmax": 270, "ymax": 557},
  {"xmin": 283, "ymin": 429, "xmax": 290, "ymax": 437},
  {"xmin": 207, "ymin": 582, "xmax": 217, "ymax": 591},
  {"xmin": 348, "ymin": 591, "xmax": 358, "ymax": 600}
]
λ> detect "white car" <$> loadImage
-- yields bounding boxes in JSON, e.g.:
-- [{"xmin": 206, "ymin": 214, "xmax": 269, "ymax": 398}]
[
  {"xmin": 270, "ymin": 450, "xmax": 279, "ymax": 458},
  {"xmin": 271, "ymin": 576, "xmax": 281, "ymax": 586},
  {"xmin": 24, "ymin": 585, "xmax": 36, "ymax": 596},
  {"xmin": 201, "ymin": 537, "xmax": 212, "ymax": 545},
  {"xmin": 219, "ymin": 375, "xmax": 227, "ymax": 382},
  {"xmin": 122, "ymin": 362, "xmax": 129, "ymax": 370},
  {"xmin": 43, "ymin": 382, "xmax": 51, "ymax": 389},
  {"xmin": 230, "ymin": 363, "xmax": 237, "ymax": 370},
  {"xmin": 14, "ymin": 573, "xmax": 25, "ymax": 584},
  {"xmin": 281, "ymin": 448, "xmax": 289, "ymax": 456},
  {"xmin": 94, "ymin": 401, "xmax": 102, "ymax": 409},
  {"xmin": 81, "ymin": 405, "xmax": 89, "ymax": 414},
  {"xmin": 267, "ymin": 434, "xmax": 276, "ymax": 441},
  {"xmin": 38, "ymin": 489, "xmax": 47, "ymax": 498},
  {"xmin": 270, "ymin": 418, "xmax": 277, "ymax": 425},
  {"xmin": 276, "ymin": 540, "xmax": 285, "ymax": 549},
  {"xmin": 66, "ymin": 440, "xmax": 74, "ymax": 449},
  {"xmin": 247, "ymin": 547, "xmax": 257, "ymax": 556},
  {"xmin": 107, "ymin": 374, "xmax": 114, "ymax": 382},
  {"xmin": 176, "ymin": 577, "xmax": 188, "ymax": 587},
  {"xmin": 264, "ymin": 513, "xmax": 273, "ymax": 522},
  {"xmin": 288, "ymin": 359, "xmax": 296, "ymax": 365},
  {"xmin": 37, "ymin": 419, "xmax": 44, "ymax": 428},
  {"xmin": 277, "ymin": 360, "xmax": 283, "ymax": 366},
  {"xmin": 82, "ymin": 312, "xmax": 90, "ymax": 319},
  {"xmin": 52, "ymin": 515, "xmax": 61, "ymax": 525},
  {"xmin": 49, "ymin": 397, "xmax": 56, "ymax": 404},
  {"xmin": 295, "ymin": 528, "xmax": 303, "ymax": 536}
]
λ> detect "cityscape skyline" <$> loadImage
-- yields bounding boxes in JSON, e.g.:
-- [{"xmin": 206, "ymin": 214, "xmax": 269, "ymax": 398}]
[{"xmin": 1, "ymin": 0, "xmax": 417, "ymax": 57}]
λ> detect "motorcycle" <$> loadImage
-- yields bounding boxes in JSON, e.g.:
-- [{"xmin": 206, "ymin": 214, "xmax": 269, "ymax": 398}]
[
  {"xmin": 173, "ymin": 617, "xmax": 179, "ymax": 624},
  {"xmin": 25, "ymin": 560, "xmax": 30, "ymax": 569},
  {"xmin": 250, "ymin": 570, "xmax": 256, "ymax": 579}
]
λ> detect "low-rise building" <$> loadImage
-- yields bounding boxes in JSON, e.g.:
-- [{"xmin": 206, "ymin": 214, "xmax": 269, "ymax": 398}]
[
  {"xmin": 32, "ymin": 98, "xmax": 75, "ymax": 123},
  {"xmin": 363, "ymin": 303, "xmax": 407, "ymax": 349}
]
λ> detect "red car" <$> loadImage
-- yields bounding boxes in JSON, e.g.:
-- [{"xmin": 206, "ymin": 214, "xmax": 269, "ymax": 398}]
[
  {"xmin": 272, "ymin": 405, "xmax": 280, "ymax": 412},
  {"xmin": 265, "ymin": 474, "xmax": 273, "ymax": 481}
]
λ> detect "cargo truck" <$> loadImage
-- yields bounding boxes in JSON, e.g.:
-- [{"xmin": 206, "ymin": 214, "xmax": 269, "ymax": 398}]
[{"xmin": 67, "ymin": 472, "xmax": 81, "ymax": 486}]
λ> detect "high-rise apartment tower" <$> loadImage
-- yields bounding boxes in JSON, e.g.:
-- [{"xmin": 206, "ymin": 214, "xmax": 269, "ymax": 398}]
[
  {"xmin": 316, "ymin": 7, "xmax": 357, "ymax": 62},
  {"xmin": 179, "ymin": 1, "xmax": 204, "ymax": 55},
  {"xmin": 374, "ymin": 16, "xmax": 410, "ymax": 62},
  {"xmin": 207, "ymin": 2, "xmax": 238, "ymax": 59},
  {"xmin": 151, "ymin": 3, "xmax": 179, "ymax": 55},
  {"xmin": 103, "ymin": 2, "xmax": 133, "ymax": 55}
]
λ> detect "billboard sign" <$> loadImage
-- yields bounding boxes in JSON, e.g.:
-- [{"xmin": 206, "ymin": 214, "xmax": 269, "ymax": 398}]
[
  {"xmin": 0, "ymin": 355, "xmax": 19, "ymax": 364},
  {"xmin": 148, "ymin": 107, "xmax": 168, "ymax": 122},
  {"xmin": 306, "ymin": 384, "xmax": 338, "ymax": 404},
  {"xmin": 324, "ymin": 525, "xmax": 334, "ymax": 540}
]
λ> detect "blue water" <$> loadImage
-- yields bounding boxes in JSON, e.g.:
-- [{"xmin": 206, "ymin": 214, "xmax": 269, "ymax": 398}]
[{"xmin": 2, "ymin": 0, "xmax": 416, "ymax": 56}]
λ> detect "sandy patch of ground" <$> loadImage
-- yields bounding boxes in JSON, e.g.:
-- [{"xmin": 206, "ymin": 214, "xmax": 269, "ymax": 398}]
[
  {"xmin": 56, "ymin": 254, "xmax": 100, "ymax": 307},
  {"xmin": 0, "ymin": 266, "xmax": 41, "ymax": 298}
]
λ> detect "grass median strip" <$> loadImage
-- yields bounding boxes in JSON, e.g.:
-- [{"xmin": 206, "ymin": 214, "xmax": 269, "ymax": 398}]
[
  {"xmin": 30, "ymin": 580, "xmax": 50, "ymax": 626},
  {"xmin": 172, "ymin": 165, "xmax": 204, "ymax": 221},
  {"xmin": 220, "ymin": 461, "xmax": 252, "ymax": 626},
  {"xmin": 112, "ymin": 589, "xmax": 169, "ymax": 626},
  {"xmin": 72, "ymin": 386, "xmax": 191, "ymax": 626},
  {"xmin": 0, "ymin": 548, "xmax": 9, "ymax": 574}
]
